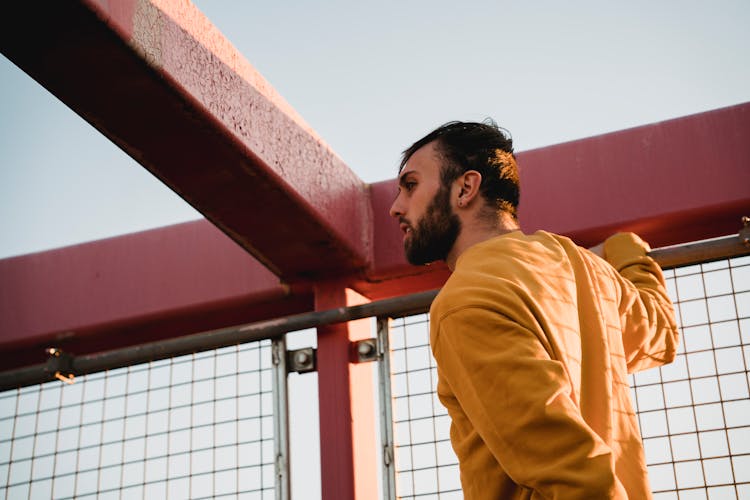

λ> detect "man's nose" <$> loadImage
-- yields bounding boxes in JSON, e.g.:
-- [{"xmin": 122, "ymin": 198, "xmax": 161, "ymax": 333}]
[{"xmin": 389, "ymin": 194, "xmax": 404, "ymax": 219}]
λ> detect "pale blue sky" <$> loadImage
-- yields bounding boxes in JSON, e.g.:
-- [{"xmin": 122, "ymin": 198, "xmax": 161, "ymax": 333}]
[{"xmin": 1, "ymin": 0, "xmax": 749, "ymax": 259}]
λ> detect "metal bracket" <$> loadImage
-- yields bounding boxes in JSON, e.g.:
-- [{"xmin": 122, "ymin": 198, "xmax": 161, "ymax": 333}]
[
  {"xmin": 383, "ymin": 443, "xmax": 393, "ymax": 466},
  {"xmin": 45, "ymin": 348, "xmax": 75, "ymax": 384},
  {"xmin": 286, "ymin": 347, "xmax": 316, "ymax": 374},
  {"xmin": 352, "ymin": 338, "xmax": 378, "ymax": 363},
  {"xmin": 741, "ymin": 216, "xmax": 750, "ymax": 247}
]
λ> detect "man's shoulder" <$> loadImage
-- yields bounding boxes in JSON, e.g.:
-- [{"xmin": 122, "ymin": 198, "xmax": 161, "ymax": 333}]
[
  {"xmin": 430, "ymin": 230, "xmax": 596, "ymax": 320},
  {"xmin": 449, "ymin": 230, "xmax": 578, "ymax": 282},
  {"xmin": 430, "ymin": 258, "xmax": 527, "ymax": 322}
]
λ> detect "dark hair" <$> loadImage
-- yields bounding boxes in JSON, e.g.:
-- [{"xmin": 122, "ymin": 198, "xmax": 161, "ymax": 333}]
[{"xmin": 400, "ymin": 120, "xmax": 520, "ymax": 220}]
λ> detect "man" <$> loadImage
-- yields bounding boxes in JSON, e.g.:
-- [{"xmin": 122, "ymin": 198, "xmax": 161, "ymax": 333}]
[{"xmin": 389, "ymin": 121, "xmax": 679, "ymax": 499}]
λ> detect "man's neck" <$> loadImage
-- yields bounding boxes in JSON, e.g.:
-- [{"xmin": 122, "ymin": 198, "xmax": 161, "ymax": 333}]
[{"xmin": 445, "ymin": 216, "xmax": 520, "ymax": 271}]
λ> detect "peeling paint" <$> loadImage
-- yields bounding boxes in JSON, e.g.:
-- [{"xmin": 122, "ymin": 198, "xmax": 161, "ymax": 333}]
[{"xmin": 130, "ymin": 0, "xmax": 164, "ymax": 68}]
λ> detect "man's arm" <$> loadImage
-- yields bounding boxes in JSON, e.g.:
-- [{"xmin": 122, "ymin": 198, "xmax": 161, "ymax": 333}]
[
  {"xmin": 433, "ymin": 307, "xmax": 628, "ymax": 498},
  {"xmin": 599, "ymin": 232, "xmax": 680, "ymax": 373}
]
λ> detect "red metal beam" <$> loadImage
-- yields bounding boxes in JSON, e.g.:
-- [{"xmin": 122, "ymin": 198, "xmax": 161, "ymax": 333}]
[
  {"xmin": 1, "ymin": 104, "xmax": 747, "ymax": 366},
  {"xmin": 0, "ymin": 104, "xmax": 750, "ymax": 364},
  {"xmin": 0, "ymin": 0, "xmax": 371, "ymax": 282},
  {"xmin": 0, "ymin": 221, "xmax": 312, "ymax": 370},
  {"xmin": 517, "ymin": 102, "xmax": 750, "ymax": 249}
]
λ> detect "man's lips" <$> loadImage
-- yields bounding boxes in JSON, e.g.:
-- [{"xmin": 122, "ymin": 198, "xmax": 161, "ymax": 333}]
[{"xmin": 398, "ymin": 220, "xmax": 412, "ymax": 238}]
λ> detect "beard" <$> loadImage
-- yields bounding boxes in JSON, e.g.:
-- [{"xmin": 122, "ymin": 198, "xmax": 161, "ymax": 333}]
[{"xmin": 404, "ymin": 185, "xmax": 461, "ymax": 265}]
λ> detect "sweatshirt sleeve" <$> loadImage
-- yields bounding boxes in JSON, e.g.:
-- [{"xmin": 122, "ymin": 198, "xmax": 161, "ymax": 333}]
[
  {"xmin": 433, "ymin": 306, "xmax": 627, "ymax": 498},
  {"xmin": 603, "ymin": 232, "xmax": 680, "ymax": 372}
]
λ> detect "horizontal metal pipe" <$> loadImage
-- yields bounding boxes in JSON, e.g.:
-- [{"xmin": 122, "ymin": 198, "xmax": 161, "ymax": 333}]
[
  {"xmin": 648, "ymin": 230, "xmax": 750, "ymax": 269},
  {"xmin": 2, "ymin": 229, "xmax": 748, "ymax": 392},
  {"xmin": 0, "ymin": 290, "xmax": 438, "ymax": 391}
]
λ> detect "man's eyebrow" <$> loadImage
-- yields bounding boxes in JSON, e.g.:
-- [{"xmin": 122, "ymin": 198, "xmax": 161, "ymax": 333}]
[{"xmin": 398, "ymin": 170, "xmax": 417, "ymax": 185}]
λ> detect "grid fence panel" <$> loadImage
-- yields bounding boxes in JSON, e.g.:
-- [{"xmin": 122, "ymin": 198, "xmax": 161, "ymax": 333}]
[
  {"xmin": 386, "ymin": 255, "xmax": 750, "ymax": 499},
  {"xmin": 388, "ymin": 314, "xmax": 460, "ymax": 500},
  {"xmin": 634, "ymin": 256, "xmax": 750, "ymax": 499},
  {"xmin": 0, "ymin": 340, "xmax": 277, "ymax": 500}
]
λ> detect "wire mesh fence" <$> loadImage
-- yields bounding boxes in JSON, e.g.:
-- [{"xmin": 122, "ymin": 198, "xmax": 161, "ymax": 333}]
[
  {"xmin": 634, "ymin": 257, "xmax": 750, "ymax": 499},
  {"xmin": 383, "ymin": 254, "xmax": 750, "ymax": 499},
  {"xmin": 387, "ymin": 313, "xmax": 460, "ymax": 499},
  {"xmin": 0, "ymin": 340, "xmax": 278, "ymax": 500}
]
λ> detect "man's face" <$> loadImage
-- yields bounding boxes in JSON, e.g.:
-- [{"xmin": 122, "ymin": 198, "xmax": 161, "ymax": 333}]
[{"xmin": 389, "ymin": 142, "xmax": 461, "ymax": 265}]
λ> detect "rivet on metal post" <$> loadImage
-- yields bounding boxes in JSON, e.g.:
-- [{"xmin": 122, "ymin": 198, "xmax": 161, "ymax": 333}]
[
  {"xmin": 353, "ymin": 338, "xmax": 378, "ymax": 363},
  {"xmin": 45, "ymin": 347, "xmax": 75, "ymax": 384},
  {"xmin": 286, "ymin": 347, "xmax": 316, "ymax": 374}
]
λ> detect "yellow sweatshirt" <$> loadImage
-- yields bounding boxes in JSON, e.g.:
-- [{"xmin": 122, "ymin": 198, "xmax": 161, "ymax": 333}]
[{"xmin": 430, "ymin": 231, "xmax": 679, "ymax": 499}]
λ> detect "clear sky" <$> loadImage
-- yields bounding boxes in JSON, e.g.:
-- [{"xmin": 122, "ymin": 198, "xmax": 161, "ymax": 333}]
[{"xmin": 1, "ymin": 1, "xmax": 749, "ymax": 258}]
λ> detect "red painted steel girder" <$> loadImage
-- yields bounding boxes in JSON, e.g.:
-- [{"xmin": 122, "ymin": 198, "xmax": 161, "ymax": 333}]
[
  {"xmin": 1, "ymin": 104, "xmax": 749, "ymax": 368},
  {"xmin": 518, "ymin": 102, "xmax": 750, "ymax": 248},
  {"xmin": 0, "ymin": 221, "xmax": 313, "ymax": 370},
  {"xmin": 0, "ymin": 0, "xmax": 371, "ymax": 282}
]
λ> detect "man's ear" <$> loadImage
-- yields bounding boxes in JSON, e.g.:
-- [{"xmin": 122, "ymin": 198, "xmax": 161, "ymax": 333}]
[{"xmin": 456, "ymin": 170, "xmax": 482, "ymax": 207}]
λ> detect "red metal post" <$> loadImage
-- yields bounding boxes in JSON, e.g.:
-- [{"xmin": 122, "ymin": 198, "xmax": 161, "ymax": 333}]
[{"xmin": 315, "ymin": 284, "xmax": 377, "ymax": 500}]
